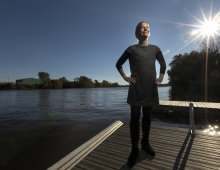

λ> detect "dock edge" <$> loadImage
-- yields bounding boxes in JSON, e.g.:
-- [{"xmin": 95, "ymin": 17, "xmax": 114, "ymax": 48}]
[{"xmin": 47, "ymin": 120, "xmax": 123, "ymax": 170}]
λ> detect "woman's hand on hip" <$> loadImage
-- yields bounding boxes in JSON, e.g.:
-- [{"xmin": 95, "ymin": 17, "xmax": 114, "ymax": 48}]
[
  {"xmin": 155, "ymin": 77, "xmax": 163, "ymax": 84},
  {"xmin": 123, "ymin": 76, "xmax": 136, "ymax": 85}
]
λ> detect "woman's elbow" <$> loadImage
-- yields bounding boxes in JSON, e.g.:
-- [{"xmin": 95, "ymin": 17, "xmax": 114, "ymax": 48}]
[{"xmin": 116, "ymin": 63, "xmax": 122, "ymax": 70}]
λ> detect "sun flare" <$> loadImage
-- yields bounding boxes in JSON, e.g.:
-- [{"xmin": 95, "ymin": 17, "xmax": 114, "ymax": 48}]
[
  {"xmin": 189, "ymin": 7, "xmax": 220, "ymax": 42},
  {"xmin": 155, "ymin": 3, "xmax": 220, "ymax": 53},
  {"xmin": 144, "ymin": 2, "xmax": 220, "ymax": 55},
  {"xmin": 200, "ymin": 20, "xmax": 219, "ymax": 36}
]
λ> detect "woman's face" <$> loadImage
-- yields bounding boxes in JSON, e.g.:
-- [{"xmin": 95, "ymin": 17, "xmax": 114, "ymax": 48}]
[{"xmin": 138, "ymin": 22, "xmax": 150, "ymax": 38}]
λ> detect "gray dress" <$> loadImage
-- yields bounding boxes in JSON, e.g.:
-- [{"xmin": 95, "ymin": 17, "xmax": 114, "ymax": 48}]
[{"xmin": 116, "ymin": 44, "xmax": 166, "ymax": 106}]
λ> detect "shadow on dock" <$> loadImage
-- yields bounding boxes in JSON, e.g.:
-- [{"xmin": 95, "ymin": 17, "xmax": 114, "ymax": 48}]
[{"xmin": 65, "ymin": 122, "xmax": 220, "ymax": 170}]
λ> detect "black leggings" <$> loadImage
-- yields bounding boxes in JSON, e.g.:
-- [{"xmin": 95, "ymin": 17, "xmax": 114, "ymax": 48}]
[{"xmin": 130, "ymin": 106, "xmax": 153, "ymax": 125}]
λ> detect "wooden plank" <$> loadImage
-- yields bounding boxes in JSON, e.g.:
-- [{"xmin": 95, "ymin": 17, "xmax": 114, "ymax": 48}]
[
  {"xmin": 91, "ymin": 148, "xmax": 181, "ymax": 170},
  {"xmin": 180, "ymin": 101, "xmax": 185, "ymax": 107},
  {"xmin": 175, "ymin": 101, "xmax": 179, "ymax": 106},
  {"xmin": 72, "ymin": 166, "xmax": 85, "ymax": 170},
  {"xmin": 159, "ymin": 100, "xmax": 220, "ymax": 109},
  {"xmin": 159, "ymin": 101, "xmax": 164, "ymax": 105},
  {"xmin": 185, "ymin": 101, "xmax": 190, "ymax": 107},
  {"xmin": 181, "ymin": 101, "xmax": 185, "ymax": 107},
  {"xmin": 203, "ymin": 102, "xmax": 212, "ymax": 108},
  {"xmin": 103, "ymin": 136, "xmax": 220, "ymax": 156},
  {"xmin": 113, "ymin": 130, "xmax": 220, "ymax": 145},
  {"xmin": 73, "ymin": 124, "xmax": 220, "ymax": 170},
  {"xmin": 166, "ymin": 100, "xmax": 171, "ymax": 106},
  {"xmin": 162, "ymin": 100, "xmax": 170, "ymax": 105},
  {"xmin": 173, "ymin": 101, "xmax": 177, "ymax": 106},
  {"xmin": 206, "ymin": 102, "xmax": 216, "ymax": 109},
  {"xmin": 209, "ymin": 102, "xmax": 220, "ymax": 109},
  {"xmin": 74, "ymin": 158, "xmax": 115, "ymax": 170},
  {"xmin": 180, "ymin": 101, "xmax": 184, "ymax": 107},
  {"xmin": 183, "ymin": 101, "xmax": 187, "ymax": 106},
  {"xmin": 196, "ymin": 102, "xmax": 205, "ymax": 108},
  {"xmin": 98, "ymin": 140, "xmax": 220, "ymax": 163},
  {"xmin": 202, "ymin": 102, "xmax": 212, "ymax": 108},
  {"xmin": 182, "ymin": 102, "xmax": 186, "ymax": 107},
  {"xmin": 179, "ymin": 101, "xmax": 183, "ymax": 107},
  {"xmin": 168, "ymin": 101, "xmax": 173, "ymax": 106},
  {"xmin": 201, "ymin": 102, "xmax": 209, "ymax": 108},
  {"xmin": 192, "ymin": 102, "xmax": 198, "ymax": 107},
  {"xmin": 207, "ymin": 102, "xmax": 218, "ymax": 109},
  {"xmin": 204, "ymin": 102, "xmax": 212, "ymax": 108},
  {"xmin": 171, "ymin": 101, "xmax": 175, "ymax": 106},
  {"xmin": 159, "ymin": 100, "xmax": 165, "ymax": 105},
  {"xmin": 172, "ymin": 101, "xmax": 176, "ymax": 106}
]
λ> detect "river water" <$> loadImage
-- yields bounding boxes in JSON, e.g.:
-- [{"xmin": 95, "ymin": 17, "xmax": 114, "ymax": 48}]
[{"xmin": 0, "ymin": 86, "xmax": 217, "ymax": 169}]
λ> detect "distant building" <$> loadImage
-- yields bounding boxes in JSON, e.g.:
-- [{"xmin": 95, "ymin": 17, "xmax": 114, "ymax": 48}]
[{"xmin": 16, "ymin": 78, "xmax": 42, "ymax": 85}]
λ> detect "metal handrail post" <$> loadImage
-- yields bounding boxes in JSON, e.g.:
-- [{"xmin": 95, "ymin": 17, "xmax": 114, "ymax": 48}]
[
  {"xmin": 189, "ymin": 103, "xmax": 192, "ymax": 129},
  {"xmin": 189, "ymin": 102, "xmax": 195, "ymax": 136}
]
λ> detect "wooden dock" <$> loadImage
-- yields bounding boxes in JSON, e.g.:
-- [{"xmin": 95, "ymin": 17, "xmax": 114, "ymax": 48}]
[
  {"xmin": 72, "ymin": 124, "xmax": 220, "ymax": 170},
  {"xmin": 48, "ymin": 100, "xmax": 220, "ymax": 170},
  {"xmin": 48, "ymin": 121, "xmax": 220, "ymax": 170},
  {"xmin": 155, "ymin": 100, "xmax": 220, "ymax": 115},
  {"xmin": 159, "ymin": 100, "xmax": 220, "ymax": 109}
]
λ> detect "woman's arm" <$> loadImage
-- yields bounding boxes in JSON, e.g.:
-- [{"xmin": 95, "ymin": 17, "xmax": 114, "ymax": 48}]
[
  {"xmin": 155, "ymin": 50, "xmax": 166, "ymax": 84},
  {"xmin": 118, "ymin": 68, "xmax": 136, "ymax": 84},
  {"xmin": 155, "ymin": 73, "xmax": 164, "ymax": 84},
  {"xmin": 116, "ymin": 51, "xmax": 136, "ymax": 84},
  {"xmin": 118, "ymin": 68, "xmax": 127, "ymax": 79}
]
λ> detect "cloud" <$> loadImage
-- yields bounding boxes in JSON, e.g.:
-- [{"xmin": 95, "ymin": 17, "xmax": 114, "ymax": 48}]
[
  {"xmin": 184, "ymin": 40, "xmax": 189, "ymax": 43},
  {"xmin": 163, "ymin": 50, "xmax": 170, "ymax": 55},
  {"xmin": 176, "ymin": 23, "xmax": 183, "ymax": 28}
]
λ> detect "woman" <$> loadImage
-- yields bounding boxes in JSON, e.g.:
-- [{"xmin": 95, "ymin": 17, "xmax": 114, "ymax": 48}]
[{"xmin": 116, "ymin": 21, "xmax": 166, "ymax": 167}]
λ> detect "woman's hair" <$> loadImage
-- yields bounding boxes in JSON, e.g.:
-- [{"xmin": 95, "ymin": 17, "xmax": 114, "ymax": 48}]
[{"xmin": 135, "ymin": 21, "xmax": 149, "ymax": 39}]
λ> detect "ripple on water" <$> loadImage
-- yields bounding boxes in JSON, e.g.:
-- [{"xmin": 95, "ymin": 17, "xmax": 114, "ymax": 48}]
[{"xmin": 0, "ymin": 87, "xmax": 176, "ymax": 167}]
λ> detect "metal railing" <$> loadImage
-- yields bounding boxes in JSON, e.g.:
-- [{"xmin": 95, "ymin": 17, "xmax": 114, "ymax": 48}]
[{"xmin": 189, "ymin": 102, "xmax": 195, "ymax": 136}]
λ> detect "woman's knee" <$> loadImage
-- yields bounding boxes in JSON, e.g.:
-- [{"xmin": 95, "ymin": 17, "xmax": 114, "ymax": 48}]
[
  {"xmin": 142, "ymin": 106, "xmax": 153, "ymax": 118},
  {"xmin": 130, "ymin": 106, "xmax": 141, "ymax": 123}
]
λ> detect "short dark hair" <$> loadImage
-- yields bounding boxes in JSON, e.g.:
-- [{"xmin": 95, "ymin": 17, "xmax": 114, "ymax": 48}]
[{"xmin": 135, "ymin": 21, "xmax": 149, "ymax": 39}]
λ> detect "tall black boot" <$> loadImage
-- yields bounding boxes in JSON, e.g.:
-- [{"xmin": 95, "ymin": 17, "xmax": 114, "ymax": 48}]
[
  {"xmin": 127, "ymin": 122, "xmax": 140, "ymax": 167},
  {"xmin": 141, "ymin": 117, "xmax": 155, "ymax": 156}
]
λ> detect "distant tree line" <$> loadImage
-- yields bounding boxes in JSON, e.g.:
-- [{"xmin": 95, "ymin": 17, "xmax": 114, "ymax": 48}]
[
  {"xmin": 38, "ymin": 73, "xmax": 120, "ymax": 89},
  {"xmin": 0, "ymin": 73, "xmax": 120, "ymax": 90}
]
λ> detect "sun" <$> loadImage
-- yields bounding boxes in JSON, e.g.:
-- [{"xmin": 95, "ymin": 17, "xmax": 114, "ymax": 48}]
[
  {"xmin": 200, "ymin": 20, "xmax": 219, "ymax": 36},
  {"xmin": 149, "ymin": 2, "xmax": 220, "ymax": 54},
  {"xmin": 152, "ymin": 2, "xmax": 220, "ymax": 54},
  {"xmin": 189, "ymin": 4, "xmax": 220, "ymax": 41}
]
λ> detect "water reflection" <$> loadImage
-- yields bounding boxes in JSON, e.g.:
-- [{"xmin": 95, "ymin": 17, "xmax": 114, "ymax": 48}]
[
  {"xmin": 203, "ymin": 125, "xmax": 219, "ymax": 135},
  {"xmin": 166, "ymin": 86, "xmax": 220, "ymax": 135},
  {"xmin": 38, "ymin": 90, "xmax": 50, "ymax": 108}
]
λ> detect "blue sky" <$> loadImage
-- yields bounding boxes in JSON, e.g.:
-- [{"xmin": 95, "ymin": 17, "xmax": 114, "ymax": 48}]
[{"xmin": 1, "ymin": 0, "xmax": 220, "ymax": 85}]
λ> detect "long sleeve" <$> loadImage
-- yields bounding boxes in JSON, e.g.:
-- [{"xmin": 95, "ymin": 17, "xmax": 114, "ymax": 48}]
[
  {"xmin": 115, "ymin": 50, "xmax": 131, "ymax": 71},
  {"xmin": 156, "ymin": 50, "xmax": 166, "ymax": 74}
]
